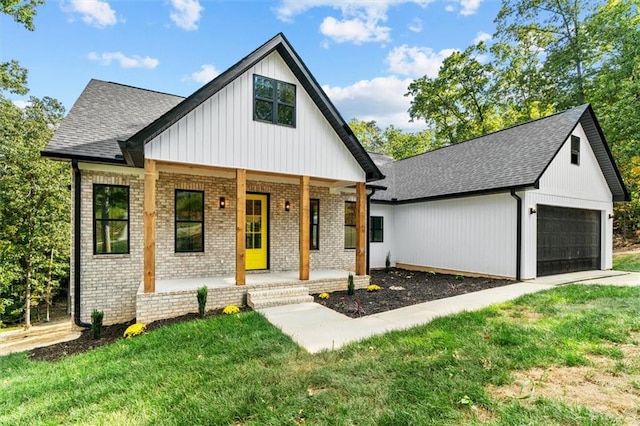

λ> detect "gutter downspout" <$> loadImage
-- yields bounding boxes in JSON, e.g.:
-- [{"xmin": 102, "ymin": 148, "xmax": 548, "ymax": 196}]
[
  {"xmin": 510, "ymin": 189, "xmax": 522, "ymax": 281},
  {"xmin": 72, "ymin": 160, "xmax": 91, "ymax": 328}
]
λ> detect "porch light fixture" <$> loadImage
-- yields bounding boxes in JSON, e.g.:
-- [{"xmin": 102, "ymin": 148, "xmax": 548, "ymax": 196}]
[
  {"xmin": 530, "ymin": 207, "xmax": 537, "ymax": 214},
  {"xmin": 608, "ymin": 213, "xmax": 614, "ymax": 219},
  {"xmin": 285, "ymin": 200, "xmax": 290, "ymax": 212},
  {"xmin": 219, "ymin": 197, "xmax": 225, "ymax": 209}
]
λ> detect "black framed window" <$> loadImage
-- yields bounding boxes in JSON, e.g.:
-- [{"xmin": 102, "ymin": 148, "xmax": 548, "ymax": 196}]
[
  {"xmin": 175, "ymin": 190, "xmax": 204, "ymax": 253},
  {"xmin": 571, "ymin": 135, "xmax": 580, "ymax": 165},
  {"xmin": 93, "ymin": 184, "xmax": 129, "ymax": 254},
  {"xmin": 370, "ymin": 216, "xmax": 383, "ymax": 243},
  {"xmin": 310, "ymin": 199, "xmax": 320, "ymax": 250},
  {"xmin": 344, "ymin": 201, "xmax": 356, "ymax": 249},
  {"xmin": 254, "ymin": 75, "xmax": 296, "ymax": 127}
]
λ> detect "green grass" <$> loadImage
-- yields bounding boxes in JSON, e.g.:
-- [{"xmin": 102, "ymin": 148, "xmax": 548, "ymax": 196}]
[
  {"xmin": 2, "ymin": 285, "xmax": 639, "ymax": 425},
  {"xmin": 613, "ymin": 252, "xmax": 640, "ymax": 271}
]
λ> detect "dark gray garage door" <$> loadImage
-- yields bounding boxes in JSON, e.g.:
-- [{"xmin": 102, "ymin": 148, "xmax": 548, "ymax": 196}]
[{"xmin": 537, "ymin": 205, "xmax": 601, "ymax": 277}]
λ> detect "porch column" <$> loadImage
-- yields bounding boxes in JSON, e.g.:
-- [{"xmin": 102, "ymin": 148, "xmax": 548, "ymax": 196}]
[
  {"xmin": 355, "ymin": 181, "xmax": 366, "ymax": 275},
  {"xmin": 236, "ymin": 168, "xmax": 246, "ymax": 285},
  {"xmin": 299, "ymin": 175, "xmax": 310, "ymax": 280},
  {"xmin": 143, "ymin": 159, "xmax": 156, "ymax": 293}
]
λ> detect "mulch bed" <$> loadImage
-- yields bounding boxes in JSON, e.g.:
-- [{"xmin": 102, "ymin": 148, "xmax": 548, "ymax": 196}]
[
  {"xmin": 314, "ymin": 268, "xmax": 514, "ymax": 318},
  {"xmin": 26, "ymin": 268, "xmax": 513, "ymax": 361}
]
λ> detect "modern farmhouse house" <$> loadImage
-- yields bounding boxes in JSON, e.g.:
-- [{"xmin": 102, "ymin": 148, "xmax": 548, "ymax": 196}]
[
  {"xmin": 43, "ymin": 33, "xmax": 383, "ymax": 325},
  {"xmin": 369, "ymin": 105, "xmax": 629, "ymax": 280},
  {"xmin": 44, "ymin": 33, "xmax": 628, "ymax": 326}
]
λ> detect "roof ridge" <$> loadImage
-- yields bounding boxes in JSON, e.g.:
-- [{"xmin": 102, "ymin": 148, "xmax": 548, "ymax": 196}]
[
  {"xmin": 90, "ymin": 78, "xmax": 185, "ymax": 99},
  {"xmin": 393, "ymin": 104, "xmax": 590, "ymax": 164}
]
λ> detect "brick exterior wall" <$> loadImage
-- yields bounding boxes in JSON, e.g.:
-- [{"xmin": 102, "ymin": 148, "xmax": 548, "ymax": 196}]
[
  {"xmin": 73, "ymin": 167, "xmax": 361, "ymax": 325},
  {"xmin": 137, "ymin": 275, "xmax": 370, "ymax": 324}
]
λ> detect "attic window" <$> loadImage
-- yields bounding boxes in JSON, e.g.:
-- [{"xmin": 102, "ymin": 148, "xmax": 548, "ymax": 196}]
[
  {"xmin": 571, "ymin": 135, "xmax": 580, "ymax": 165},
  {"xmin": 254, "ymin": 75, "xmax": 296, "ymax": 127}
]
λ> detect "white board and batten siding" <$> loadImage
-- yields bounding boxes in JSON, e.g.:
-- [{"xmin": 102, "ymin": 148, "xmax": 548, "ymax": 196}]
[
  {"xmin": 145, "ymin": 52, "xmax": 365, "ymax": 183},
  {"xmin": 390, "ymin": 193, "xmax": 518, "ymax": 278},
  {"xmin": 369, "ymin": 204, "xmax": 395, "ymax": 269},
  {"xmin": 520, "ymin": 123, "xmax": 614, "ymax": 279}
]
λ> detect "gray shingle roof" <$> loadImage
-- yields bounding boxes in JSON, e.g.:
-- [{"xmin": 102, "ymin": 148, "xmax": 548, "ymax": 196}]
[
  {"xmin": 43, "ymin": 79, "xmax": 184, "ymax": 163},
  {"xmin": 372, "ymin": 105, "xmax": 629, "ymax": 203}
]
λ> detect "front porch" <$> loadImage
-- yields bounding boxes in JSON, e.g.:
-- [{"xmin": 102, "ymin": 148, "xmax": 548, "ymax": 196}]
[{"xmin": 136, "ymin": 269, "xmax": 370, "ymax": 324}]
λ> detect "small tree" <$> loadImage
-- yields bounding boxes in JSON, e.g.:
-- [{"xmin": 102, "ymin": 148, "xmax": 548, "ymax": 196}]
[
  {"xmin": 347, "ymin": 273, "xmax": 355, "ymax": 295},
  {"xmin": 196, "ymin": 286, "xmax": 208, "ymax": 318},
  {"xmin": 91, "ymin": 310, "xmax": 103, "ymax": 339}
]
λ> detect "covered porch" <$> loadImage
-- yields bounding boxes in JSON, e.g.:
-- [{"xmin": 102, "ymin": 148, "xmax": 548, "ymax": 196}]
[{"xmin": 136, "ymin": 269, "xmax": 370, "ymax": 324}]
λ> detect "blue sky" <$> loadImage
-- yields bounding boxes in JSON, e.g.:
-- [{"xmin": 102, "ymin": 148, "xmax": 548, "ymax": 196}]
[{"xmin": 2, "ymin": 0, "xmax": 501, "ymax": 131}]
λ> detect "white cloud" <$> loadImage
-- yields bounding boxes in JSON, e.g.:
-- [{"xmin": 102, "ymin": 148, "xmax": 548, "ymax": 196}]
[
  {"xmin": 323, "ymin": 76, "xmax": 425, "ymax": 131},
  {"xmin": 169, "ymin": 0, "xmax": 203, "ymax": 31},
  {"xmin": 320, "ymin": 15, "xmax": 390, "ymax": 44},
  {"xmin": 473, "ymin": 31, "xmax": 492, "ymax": 44},
  {"xmin": 12, "ymin": 100, "xmax": 31, "ymax": 109},
  {"xmin": 408, "ymin": 18, "xmax": 423, "ymax": 33},
  {"xmin": 275, "ymin": 1, "xmax": 434, "ymax": 45},
  {"xmin": 460, "ymin": 0, "xmax": 482, "ymax": 15},
  {"xmin": 190, "ymin": 64, "xmax": 220, "ymax": 83},
  {"xmin": 445, "ymin": 4, "xmax": 455, "ymax": 12},
  {"xmin": 88, "ymin": 52, "xmax": 159, "ymax": 69},
  {"xmin": 386, "ymin": 45, "xmax": 457, "ymax": 78},
  {"xmin": 63, "ymin": 0, "xmax": 117, "ymax": 28}
]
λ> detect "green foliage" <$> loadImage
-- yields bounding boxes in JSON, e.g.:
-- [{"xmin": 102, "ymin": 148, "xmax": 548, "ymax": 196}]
[
  {"xmin": 348, "ymin": 118, "xmax": 435, "ymax": 160},
  {"xmin": 1, "ymin": 286, "xmax": 638, "ymax": 424},
  {"xmin": 612, "ymin": 253, "xmax": 640, "ymax": 272},
  {"xmin": 196, "ymin": 286, "xmax": 208, "ymax": 318},
  {"xmin": 385, "ymin": 251, "xmax": 391, "ymax": 273},
  {"xmin": 90, "ymin": 310, "xmax": 103, "ymax": 339},
  {"xmin": 0, "ymin": 96, "xmax": 69, "ymax": 326},
  {"xmin": 347, "ymin": 273, "xmax": 355, "ymax": 295}
]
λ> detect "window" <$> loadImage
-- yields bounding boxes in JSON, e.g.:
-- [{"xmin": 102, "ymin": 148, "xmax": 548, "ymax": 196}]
[
  {"xmin": 254, "ymin": 75, "xmax": 296, "ymax": 127},
  {"xmin": 310, "ymin": 199, "xmax": 320, "ymax": 250},
  {"xmin": 571, "ymin": 135, "xmax": 580, "ymax": 165},
  {"xmin": 344, "ymin": 201, "xmax": 356, "ymax": 249},
  {"xmin": 175, "ymin": 190, "xmax": 204, "ymax": 253},
  {"xmin": 370, "ymin": 216, "xmax": 383, "ymax": 243},
  {"xmin": 94, "ymin": 184, "xmax": 129, "ymax": 254}
]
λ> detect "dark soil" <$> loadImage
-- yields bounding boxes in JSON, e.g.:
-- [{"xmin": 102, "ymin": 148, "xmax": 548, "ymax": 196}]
[
  {"xmin": 28, "ymin": 308, "xmax": 240, "ymax": 362},
  {"xmin": 27, "ymin": 268, "xmax": 513, "ymax": 361},
  {"xmin": 314, "ymin": 268, "xmax": 514, "ymax": 318}
]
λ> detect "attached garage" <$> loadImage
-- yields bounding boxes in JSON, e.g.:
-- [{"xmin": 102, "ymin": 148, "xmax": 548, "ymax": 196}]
[{"xmin": 536, "ymin": 205, "xmax": 601, "ymax": 276}]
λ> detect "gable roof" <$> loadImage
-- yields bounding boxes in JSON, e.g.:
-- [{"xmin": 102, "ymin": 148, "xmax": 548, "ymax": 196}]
[
  {"xmin": 119, "ymin": 33, "xmax": 383, "ymax": 182},
  {"xmin": 42, "ymin": 79, "xmax": 184, "ymax": 164},
  {"xmin": 372, "ymin": 104, "xmax": 629, "ymax": 203}
]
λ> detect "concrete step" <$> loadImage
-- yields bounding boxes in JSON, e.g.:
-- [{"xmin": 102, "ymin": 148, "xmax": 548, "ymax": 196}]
[
  {"xmin": 247, "ymin": 287, "xmax": 313, "ymax": 309},
  {"xmin": 1, "ymin": 319, "xmax": 72, "ymax": 344},
  {"xmin": 0, "ymin": 329, "xmax": 81, "ymax": 356}
]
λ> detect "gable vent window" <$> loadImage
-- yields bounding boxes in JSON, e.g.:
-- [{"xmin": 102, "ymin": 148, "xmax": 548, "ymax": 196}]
[
  {"xmin": 571, "ymin": 135, "xmax": 580, "ymax": 165},
  {"xmin": 254, "ymin": 75, "xmax": 296, "ymax": 127}
]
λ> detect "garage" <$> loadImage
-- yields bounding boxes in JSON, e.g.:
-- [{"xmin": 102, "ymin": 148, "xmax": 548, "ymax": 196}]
[{"xmin": 537, "ymin": 205, "xmax": 601, "ymax": 276}]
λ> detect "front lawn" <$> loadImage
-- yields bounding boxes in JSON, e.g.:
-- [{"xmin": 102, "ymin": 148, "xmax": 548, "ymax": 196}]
[
  {"xmin": 2, "ymin": 285, "xmax": 639, "ymax": 425},
  {"xmin": 613, "ymin": 251, "xmax": 640, "ymax": 271}
]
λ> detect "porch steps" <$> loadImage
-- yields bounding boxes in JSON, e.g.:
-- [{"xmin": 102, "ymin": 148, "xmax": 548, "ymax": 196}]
[
  {"xmin": 247, "ymin": 287, "xmax": 313, "ymax": 309},
  {"xmin": 0, "ymin": 319, "xmax": 81, "ymax": 355}
]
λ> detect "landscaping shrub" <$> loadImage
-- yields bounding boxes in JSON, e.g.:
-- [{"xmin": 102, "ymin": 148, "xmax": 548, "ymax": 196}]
[
  {"xmin": 385, "ymin": 251, "xmax": 391, "ymax": 273},
  {"xmin": 196, "ymin": 286, "xmax": 208, "ymax": 318},
  {"xmin": 91, "ymin": 310, "xmax": 103, "ymax": 339},
  {"xmin": 123, "ymin": 322, "xmax": 146, "ymax": 338},
  {"xmin": 348, "ymin": 273, "xmax": 355, "ymax": 295},
  {"xmin": 223, "ymin": 305, "xmax": 240, "ymax": 315}
]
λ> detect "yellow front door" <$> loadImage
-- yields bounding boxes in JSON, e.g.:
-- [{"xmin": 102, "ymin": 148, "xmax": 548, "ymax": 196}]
[{"xmin": 246, "ymin": 194, "xmax": 268, "ymax": 270}]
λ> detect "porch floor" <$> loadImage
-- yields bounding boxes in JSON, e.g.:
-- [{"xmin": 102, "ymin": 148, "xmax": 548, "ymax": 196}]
[{"xmin": 153, "ymin": 269, "xmax": 353, "ymax": 293}]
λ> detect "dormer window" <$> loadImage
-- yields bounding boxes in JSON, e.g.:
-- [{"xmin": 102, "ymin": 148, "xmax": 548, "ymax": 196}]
[
  {"xmin": 571, "ymin": 135, "xmax": 580, "ymax": 165},
  {"xmin": 254, "ymin": 75, "xmax": 296, "ymax": 127}
]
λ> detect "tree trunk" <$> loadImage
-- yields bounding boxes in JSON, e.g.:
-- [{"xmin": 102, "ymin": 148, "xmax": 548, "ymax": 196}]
[
  {"xmin": 25, "ymin": 259, "xmax": 31, "ymax": 328},
  {"xmin": 46, "ymin": 248, "xmax": 54, "ymax": 322}
]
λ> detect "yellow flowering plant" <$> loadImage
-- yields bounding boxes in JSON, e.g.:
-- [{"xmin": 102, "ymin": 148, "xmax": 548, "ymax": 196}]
[
  {"xmin": 123, "ymin": 322, "xmax": 146, "ymax": 338},
  {"xmin": 223, "ymin": 305, "xmax": 240, "ymax": 315},
  {"xmin": 367, "ymin": 284, "xmax": 382, "ymax": 292},
  {"xmin": 318, "ymin": 292, "xmax": 330, "ymax": 299}
]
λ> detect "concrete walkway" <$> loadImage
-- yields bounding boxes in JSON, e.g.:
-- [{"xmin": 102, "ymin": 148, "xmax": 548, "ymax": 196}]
[{"xmin": 259, "ymin": 271, "xmax": 640, "ymax": 353}]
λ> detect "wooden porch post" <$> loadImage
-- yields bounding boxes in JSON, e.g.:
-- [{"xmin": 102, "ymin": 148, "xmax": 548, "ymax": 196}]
[
  {"xmin": 355, "ymin": 182, "xmax": 366, "ymax": 276},
  {"xmin": 236, "ymin": 169, "xmax": 246, "ymax": 285},
  {"xmin": 143, "ymin": 159, "xmax": 156, "ymax": 293},
  {"xmin": 299, "ymin": 175, "xmax": 310, "ymax": 280}
]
